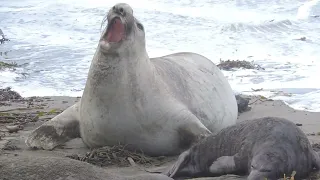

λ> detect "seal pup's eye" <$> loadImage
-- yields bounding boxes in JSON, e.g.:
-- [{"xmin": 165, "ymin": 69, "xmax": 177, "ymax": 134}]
[
  {"xmin": 136, "ymin": 23, "xmax": 144, "ymax": 31},
  {"xmin": 260, "ymin": 169, "xmax": 272, "ymax": 172}
]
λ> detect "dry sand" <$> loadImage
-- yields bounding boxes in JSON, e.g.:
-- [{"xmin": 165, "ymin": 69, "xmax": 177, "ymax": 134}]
[{"xmin": 0, "ymin": 92, "xmax": 320, "ymax": 180}]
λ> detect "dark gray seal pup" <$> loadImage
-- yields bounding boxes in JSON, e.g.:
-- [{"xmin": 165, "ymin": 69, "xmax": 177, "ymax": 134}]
[
  {"xmin": 25, "ymin": 3, "xmax": 238, "ymax": 156},
  {"xmin": 162, "ymin": 117, "xmax": 320, "ymax": 180}
]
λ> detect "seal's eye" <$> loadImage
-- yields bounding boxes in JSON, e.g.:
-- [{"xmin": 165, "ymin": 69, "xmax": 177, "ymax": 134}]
[
  {"xmin": 260, "ymin": 169, "xmax": 272, "ymax": 172},
  {"xmin": 137, "ymin": 23, "xmax": 144, "ymax": 31},
  {"xmin": 119, "ymin": 7, "xmax": 124, "ymax": 14}
]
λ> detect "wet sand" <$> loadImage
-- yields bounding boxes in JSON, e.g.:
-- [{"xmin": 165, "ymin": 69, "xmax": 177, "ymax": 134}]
[{"xmin": 0, "ymin": 93, "xmax": 320, "ymax": 180}]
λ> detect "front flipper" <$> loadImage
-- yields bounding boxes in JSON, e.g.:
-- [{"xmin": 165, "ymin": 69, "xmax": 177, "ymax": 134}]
[
  {"xmin": 25, "ymin": 102, "xmax": 81, "ymax": 150},
  {"xmin": 177, "ymin": 112, "xmax": 212, "ymax": 150},
  {"xmin": 209, "ymin": 156, "xmax": 237, "ymax": 175}
]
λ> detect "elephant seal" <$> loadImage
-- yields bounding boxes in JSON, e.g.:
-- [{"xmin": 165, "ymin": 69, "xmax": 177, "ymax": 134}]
[
  {"xmin": 0, "ymin": 153, "xmax": 173, "ymax": 180},
  {"xmin": 25, "ymin": 3, "xmax": 237, "ymax": 156},
  {"xmin": 163, "ymin": 117, "xmax": 320, "ymax": 180}
]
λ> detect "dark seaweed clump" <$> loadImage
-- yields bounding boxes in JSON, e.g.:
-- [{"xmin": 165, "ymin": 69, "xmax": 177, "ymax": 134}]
[
  {"xmin": 217, "ymin": 59, "xmax": 264, "ymax": 71},
  {"xmin": 66, "ymin": 144, "xmax": 169, "ymax": 167},
  {"xmin": 0, "ymin": 87, "xmax": 22, "ymax": 101}
]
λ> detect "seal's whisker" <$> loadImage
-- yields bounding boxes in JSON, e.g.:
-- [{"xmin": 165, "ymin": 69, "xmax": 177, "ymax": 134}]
[{"xmin": 100, "ymin": 12, "xmax": 109, "ymax": 34}]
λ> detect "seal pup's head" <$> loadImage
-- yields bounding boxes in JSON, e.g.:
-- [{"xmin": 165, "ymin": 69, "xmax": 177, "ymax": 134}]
[
  {"xmin": 248, "ymin": 151, "xmax": 284, "ymax": 180},
  {"xmin": 99, "ymin": 3, "xmax": 146, "ymax": 54}
]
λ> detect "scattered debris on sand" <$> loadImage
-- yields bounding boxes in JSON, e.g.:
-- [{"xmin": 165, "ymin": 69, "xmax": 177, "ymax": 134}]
[
  {"xmin": 0, "ymin": 87, "xmax": 22, "ymax": 101},
  {"xmin": 0, "ymin": 112, "xmax": 39, "ymax": 126},
  {"xmin": 67, "ymin": 144, "xmax": 170, "ymax": 167},
  {"xmin": 0, "ymin": 88, "xmax": 64, "ymax": 125},
  {"xmin": 217, "ymin": 59, "xmax": 265, "ymax": 71},
  {"xmin": 2, "ymin": 140, "xmax": 20, "ymax": 151},
  {"xmin": 308, "ymin": 172, "xmax": 320, "ymax": 180},
  {"xmin": 312, "ymin": 143, "xmax": 320, "ymax": 152},
  {"xmin": 5, "ymin": 125, "xmax": 24, "ymax": 133},
  {"xmin": 0, "ymin": 109, "xmax": 63, "ymax": 125}
]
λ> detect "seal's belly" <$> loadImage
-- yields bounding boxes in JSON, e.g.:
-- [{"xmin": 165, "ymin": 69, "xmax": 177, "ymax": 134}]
[
  {"xmin": 80, "ymin": 119, "xmax": 182, "ymax": 156},
  {"xmin": 79, "ymin": 102, "xmax": 183, "ymax": 155}
]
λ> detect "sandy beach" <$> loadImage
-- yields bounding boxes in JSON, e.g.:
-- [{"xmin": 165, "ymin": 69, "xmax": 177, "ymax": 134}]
[{"xmin": 0, "ymin": 89, "xmax": 320, "ymax": 180}]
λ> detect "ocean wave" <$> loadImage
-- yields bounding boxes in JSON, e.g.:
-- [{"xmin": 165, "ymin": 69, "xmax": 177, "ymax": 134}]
[
  {"xmin": 297, "ymin": 0, "xmax": 320, "ymax": 19},
  {"xmin": 220, "ymin": 19, "xmax": 299, "ymax": 34},
  {"xmin": 1, "ymin": 0, "xmax": 320, "ymax": 112}
]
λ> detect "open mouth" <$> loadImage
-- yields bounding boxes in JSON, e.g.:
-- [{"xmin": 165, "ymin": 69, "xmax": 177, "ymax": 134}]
[{"xmin": 105, "ymin": 17, "xmax": 126, "ymax": 43}]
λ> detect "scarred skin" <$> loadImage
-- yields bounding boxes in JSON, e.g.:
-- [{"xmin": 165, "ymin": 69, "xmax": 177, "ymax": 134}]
[
  {"xmin": 25, "ymin": 3, "xmax": 238, "ymax": 156},
  {"xmin": 163, "ymin": 117, "xmax": 320, "ymax": 179}
]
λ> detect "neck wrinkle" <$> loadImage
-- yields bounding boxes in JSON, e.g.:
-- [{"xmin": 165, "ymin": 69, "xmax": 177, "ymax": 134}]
[{"xmin": 85, "ymin": 47, "xmax": 156, "ymax": 103}]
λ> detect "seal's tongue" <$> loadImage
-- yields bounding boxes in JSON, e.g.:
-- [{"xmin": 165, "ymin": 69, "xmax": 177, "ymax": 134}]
[{"xmin": 107, "ymin": 18, "xmax": 125, "ymax": 42}]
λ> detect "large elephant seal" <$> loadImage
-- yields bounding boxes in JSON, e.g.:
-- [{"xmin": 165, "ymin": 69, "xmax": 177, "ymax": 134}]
[
  {"xmin": 25, "ymin": 3, "xmax": 237, "ymax": 156},
  {"xmin": 162, "ymin": 117, "xmax": 320, "ymax": 179}
]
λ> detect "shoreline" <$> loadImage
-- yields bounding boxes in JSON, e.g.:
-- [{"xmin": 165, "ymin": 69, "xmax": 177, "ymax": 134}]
[{"xmin": 1, "ymin": 57, "xmax": 320, "ymax": 113}]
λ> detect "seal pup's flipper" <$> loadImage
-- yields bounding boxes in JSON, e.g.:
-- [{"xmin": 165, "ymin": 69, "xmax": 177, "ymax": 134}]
[
  {"xmin": 162, "ymin": 150, "xmax": 191, "ymax": 178},
  {"xmin": 209, "ymin": 155, "xmax": 237, "ymax": 175},
  {"xmin": 25, "ymin": 102, "xmax": 81, "ymax": 150}
]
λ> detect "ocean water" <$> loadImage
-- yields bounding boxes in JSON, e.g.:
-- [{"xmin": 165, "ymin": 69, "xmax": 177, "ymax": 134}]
[{"xmin": 0, "ymin": 0, "xmax": 320, "ymax": 111}]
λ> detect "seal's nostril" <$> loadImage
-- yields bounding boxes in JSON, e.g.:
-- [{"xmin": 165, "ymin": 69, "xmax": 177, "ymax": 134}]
[{"xmin": 113, "ymin": 6, "xmax": 116, "ymax": 11}]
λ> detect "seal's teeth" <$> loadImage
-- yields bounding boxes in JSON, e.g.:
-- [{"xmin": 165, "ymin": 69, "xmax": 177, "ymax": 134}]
[{"xmin": 99, "ymin": 40, "xmax": 110, "ymax": 51}]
